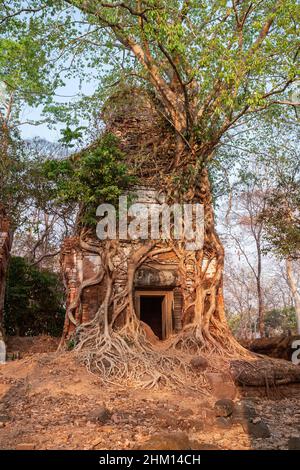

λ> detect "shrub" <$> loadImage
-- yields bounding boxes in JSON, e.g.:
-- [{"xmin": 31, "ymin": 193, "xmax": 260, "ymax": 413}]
[{"xmin": 4, "ymin": 256, "xmax": 65, "ymax": 336}]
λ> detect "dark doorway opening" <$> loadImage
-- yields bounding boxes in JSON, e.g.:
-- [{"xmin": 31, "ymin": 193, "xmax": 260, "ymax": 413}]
[{"xmin": 140, "ymin": 296, "xmax": 164, "ymax": 340}]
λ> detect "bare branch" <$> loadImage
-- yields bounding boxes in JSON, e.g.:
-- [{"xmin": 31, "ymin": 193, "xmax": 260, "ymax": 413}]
[
  {"xmin": 31, "ymin": 250, "xmax": 61, "ymax": 267},
  {"xmin": 0, "ymin": 5, "xmax": 47, "ymax": 25}
]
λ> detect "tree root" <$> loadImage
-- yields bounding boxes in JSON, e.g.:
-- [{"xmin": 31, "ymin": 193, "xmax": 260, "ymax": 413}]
[
  {"xmin": 74, "ymin": 321, "xmax": 208, "ymax": 390},
  {"xmin": 171, "ymin": 323, "xmax": 252, "ymax": 358},
  {"xmin": 62, "ymin": 231, "xmax": 252, "ymax": 389}
]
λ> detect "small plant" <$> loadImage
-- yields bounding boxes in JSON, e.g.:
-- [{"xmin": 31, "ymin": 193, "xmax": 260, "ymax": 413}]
[
  {"xmin": 66, "ymin": 338, "xmax": 76, "ymax": 351},
  {"xmin": 42, "ymin": 133, "xmax": 135, "ymax": 228}
]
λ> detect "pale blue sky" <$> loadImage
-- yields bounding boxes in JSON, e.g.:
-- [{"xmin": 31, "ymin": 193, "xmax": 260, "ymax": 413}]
[{"xmin": 20, "ymin": 76, "xmax": 97, "ymax": 142}]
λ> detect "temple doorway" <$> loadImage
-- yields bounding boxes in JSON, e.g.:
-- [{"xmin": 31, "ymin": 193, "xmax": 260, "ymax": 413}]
[{"xmin": 135, "ymin": 290, "xmax": 173, "ymax": 340}]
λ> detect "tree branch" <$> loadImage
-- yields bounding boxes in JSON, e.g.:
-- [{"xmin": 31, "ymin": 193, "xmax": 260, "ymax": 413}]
[{"xmin": 0, "ymin": 5, "xmax": 47, "ymax": 25}]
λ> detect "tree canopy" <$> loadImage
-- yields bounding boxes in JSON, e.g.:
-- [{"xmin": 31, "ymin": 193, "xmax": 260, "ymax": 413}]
[
  {"xmin": 261, "ymin": 151, "xmax": 300, "ymax": 259},
  {"xmin": 1, "ymin": 1, "xmax": 299, "ymax": 167}
]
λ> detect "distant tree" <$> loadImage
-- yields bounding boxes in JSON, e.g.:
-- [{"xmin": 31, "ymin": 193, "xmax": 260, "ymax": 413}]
[
  {"xmin": 264, "ymin": 307, "xmax": 297, "ymax": 335},
  {"xmin": 222, "ymin": 114, "xmax": 300, "ymax": 336},
  {"xmin": 224, "ymin": 253, "xmax": 294, "ymax": 339},
  {"xmin": 260, "ymin": 152, "xmax": 300, "ymax": 333},
  {"xmin": 261, "ymin": 152, "xmax": 300, "ymax": 259},
  {"xmin": 225, "ymin": 168, "xmax": 270, "ymax": 337},
  {"xmin": 4, "ymin": 256, "xmax": 65, "ymax": 336},
  {"xmin": 11, "ymin": 138, "xmax": 74, "ymax": 270},
  {"xmin": 224, "ymin": 263, "xmax": 257, "ymax": 339},
  {"xmin": 285, "ymin": 259, "xmax": 300, "ymax": 334}
]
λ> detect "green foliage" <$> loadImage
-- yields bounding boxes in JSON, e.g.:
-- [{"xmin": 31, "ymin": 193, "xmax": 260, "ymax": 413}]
[
  {"xmin": 261, "ymin": 153, "xmax": 300, "ymax": 259},
  {"xmin": 42, "ymin": 133, "xmax": 135, "ymax": 226},
  {"xmin": 265, "ymin": 307, "xmax": 297, "ymax": 333},
  {"xmin": 59, "ymin": 126, "xmax": 86, "ymax": 147},
  {"xmin": 227, "ymin": 313, "xmax": 242, "ymax": 336},
  {"xmin": 0, "ymin": 2, "xmax": 64, "ymax": 119},
  {"xmin": 4, "ymin": 256, "xmax": 65, "ymax": 336},
  {"xmin": 0, "ymin": 133, "xmax": 29, "ymax": 227},
  {"xmin": 66, "ymin": 338, "xmax": 76, "ymax": 350},
  {"xmin": 1, "ymin": 1, "xmax": 298, "ymax": 142},
  {"xmin": 227, "ymin": 307, "xmax": 297, "ymax": 336},
  {"xmin": 1, "ymin": 1, "xmax": 299, "ymax": 232}
]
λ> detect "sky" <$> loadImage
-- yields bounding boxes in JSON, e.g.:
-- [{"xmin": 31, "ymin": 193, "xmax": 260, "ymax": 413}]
[{"xmin": 19, "ymin": 77, "xmax": 97, "ymax": 142}]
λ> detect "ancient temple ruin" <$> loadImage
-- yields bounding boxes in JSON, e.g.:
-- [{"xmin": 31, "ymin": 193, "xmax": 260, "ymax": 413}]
[
  {"xmin": 61, "ymin": 219, "xmax": 216, "ymax": 342},
  {"xmin": 60, "ymin": 89, "xmax": 217, "ymax": 343}
]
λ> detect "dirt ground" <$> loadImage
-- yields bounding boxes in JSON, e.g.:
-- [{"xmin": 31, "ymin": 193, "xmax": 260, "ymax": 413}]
[
  {"xmin": 0, "ymin": 337, "xmax": 300, "ymax": 450},
  {"xmin": 6, "ymin": 335, "xmax": 60, "ymax": 357}
]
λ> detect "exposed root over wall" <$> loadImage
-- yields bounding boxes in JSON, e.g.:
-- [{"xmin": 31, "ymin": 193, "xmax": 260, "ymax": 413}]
[
  {"xmin": 75, "ymin": 319, "xmax": 206, "ymax": 390},
  {"xmin": 60, "ymin": 229, "xmax": 254, "ymax": 390},
  {"xmin": 59, "ymin": 229, "xmax": 300, "ymax": 393}
]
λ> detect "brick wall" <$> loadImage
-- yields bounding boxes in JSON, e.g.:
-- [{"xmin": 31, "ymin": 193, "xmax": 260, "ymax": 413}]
[{"xmin": 60, "ymin": 188, "xmax": 218, "ymax": 339}]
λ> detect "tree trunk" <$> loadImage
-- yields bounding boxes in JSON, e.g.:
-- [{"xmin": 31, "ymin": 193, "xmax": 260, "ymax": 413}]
[
  {"xmin": 286, "ymin": 257, "xmax": 300, "ymax": 334},
  {"xmin": 255, "ymin": 236, "xmax": 265, "ymax": 338},
  {"xmin": 170, "ymin": 168, "xmax": 245, "ymax": 355},
  {"xmin": 257, "ymin": 277, "xmax": 265, "ymax": 338},
  {"xmin": 0, "ymin": 207, "xmax": 12, "ymax": 340}
]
